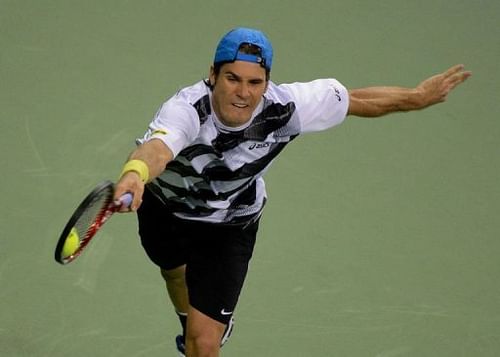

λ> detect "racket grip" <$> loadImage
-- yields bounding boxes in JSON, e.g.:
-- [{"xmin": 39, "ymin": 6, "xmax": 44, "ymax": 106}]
[{"xmin": 120, "ymin": 193, "xmax": 134, "ymax": 208}]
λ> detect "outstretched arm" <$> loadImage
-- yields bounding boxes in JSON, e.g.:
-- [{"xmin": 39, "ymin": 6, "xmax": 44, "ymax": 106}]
[{"xmin": 347, "ymin": 64, "xmax": 471, "ymax": 117}]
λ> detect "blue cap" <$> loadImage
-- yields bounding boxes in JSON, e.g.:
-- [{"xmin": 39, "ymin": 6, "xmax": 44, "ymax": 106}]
[{"xmin": 214, "ymin": 27, "xmax": 273, "ymax": 70}]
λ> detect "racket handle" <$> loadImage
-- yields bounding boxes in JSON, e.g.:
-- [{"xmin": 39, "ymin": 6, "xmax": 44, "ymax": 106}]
[{"xmin": 119, "ymin": 193, "xmax": 134, "ymax": 208}]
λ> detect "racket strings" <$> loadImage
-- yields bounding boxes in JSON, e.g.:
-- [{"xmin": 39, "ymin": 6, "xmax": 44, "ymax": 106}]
[{"xmin": 73, "ymin": 189, "xmax": 114, "ymax": 245}]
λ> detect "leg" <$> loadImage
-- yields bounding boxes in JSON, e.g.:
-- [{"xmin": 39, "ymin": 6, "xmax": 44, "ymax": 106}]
[
  {"xmin": 161, "ymin": 266, "xmax": 231, "ymax": 357},
  {"xmin": 182, "ymin": 219, "xmax": 260, "ymax": 356},
  {"xmin": 161, "ymin": 265, "xmax": 189, "ymax": 313},
  {"xmin": 138, "ymin": 189, "xmax": 260, "ymax": 355},
  {"xmin": 161, "ymin": 265, "xmax": 189, "ymax": 355},
  {"xmin": 138, "ymin": 189, "xmax": 189, "ymax": 317},
  {"xmin": 185, "ymin": 306, "xmax": 226, "ymax": 357}
]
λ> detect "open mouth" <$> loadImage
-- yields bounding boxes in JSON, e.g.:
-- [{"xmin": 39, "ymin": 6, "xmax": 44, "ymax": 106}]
[{"xmin": 232, "ymin": 103, "xmax": 248, "ymax": 109}]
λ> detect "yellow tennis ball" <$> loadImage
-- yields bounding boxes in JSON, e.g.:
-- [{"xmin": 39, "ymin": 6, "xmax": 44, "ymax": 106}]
[{"xmin": 62, "ymin": 228, "xmax": 80, "ymax": 257}]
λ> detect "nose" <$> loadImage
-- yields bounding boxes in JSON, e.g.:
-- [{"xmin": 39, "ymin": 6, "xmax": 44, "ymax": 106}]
[{"xmin": 237, "ymin": 82, "xmax": 250, "ymax": 99}]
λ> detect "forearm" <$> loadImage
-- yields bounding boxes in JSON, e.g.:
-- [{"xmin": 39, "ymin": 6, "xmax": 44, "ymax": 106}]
[
  {"xmin": 127, "ymin": 138, "xmax": 173, "ymax": 181},
  {"xmin": 348, "ymin": 86, "xmax": 424, "ymax": 117},
  {"xmin": 347, "ymin": 64, "xmax": 471, "ymax": 118}
]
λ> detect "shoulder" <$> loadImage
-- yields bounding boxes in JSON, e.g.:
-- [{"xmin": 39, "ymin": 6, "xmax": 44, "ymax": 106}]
[
  {"xmin": 159, "ymin": 81, "xmax": 209, "ymax": 119},
  {"xmin": 264, "ymin": 79, "xmax": 349, "ymax": 133},
  {"xmin": 266, "ymin": 79, "xmax": 347, "ymax": 102},
  {"xmin": 153, "ymin": 81, "xmax": 211, "ymax": 131},
  {"xmin": 168, "ymin": 80, "xmax": 209, "ymax": 106}
]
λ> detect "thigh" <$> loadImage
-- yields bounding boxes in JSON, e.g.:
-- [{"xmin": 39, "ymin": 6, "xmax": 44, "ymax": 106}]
[{"xmin": 186, "ymin": 219, "xmax": 260, "ymax": 324}]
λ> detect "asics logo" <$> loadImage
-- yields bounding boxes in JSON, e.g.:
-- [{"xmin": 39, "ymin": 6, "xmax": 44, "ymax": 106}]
[
  {"xmin": 249, "ymin": 142, "xmax": 270, "ymax": 150},
  {"xmin": 333, "ymin": 87, "xmax": 342, "ymax": 102}
]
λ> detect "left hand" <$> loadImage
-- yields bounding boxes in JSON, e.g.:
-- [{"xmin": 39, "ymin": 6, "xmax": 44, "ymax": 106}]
[{"xmin": 416, "ymin": 64, "xmax": 472, "ymax": 108}]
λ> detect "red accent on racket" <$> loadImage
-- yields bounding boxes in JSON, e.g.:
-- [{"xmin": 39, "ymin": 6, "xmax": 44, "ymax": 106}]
[{"xmin": 54, "ymin": 180, "xmax": 132, "ymax": 265}]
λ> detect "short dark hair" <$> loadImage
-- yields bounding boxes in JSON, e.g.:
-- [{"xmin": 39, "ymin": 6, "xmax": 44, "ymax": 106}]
[{"xmin": 204, "ymin": 43, "xmax": 270, "ymax": 90}]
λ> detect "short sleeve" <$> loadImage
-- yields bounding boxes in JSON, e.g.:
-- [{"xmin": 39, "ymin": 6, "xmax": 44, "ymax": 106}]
[
  {"xmin": 137, "ymin": 96, "xmax": 200, "ymax": 157},
  {"xmin": 277, "ymin": 79, "xmax": 349, "ymax": 132}
]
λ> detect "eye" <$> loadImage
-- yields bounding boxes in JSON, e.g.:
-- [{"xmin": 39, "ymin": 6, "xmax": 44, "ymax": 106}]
[
  {"xmin": 249, "ymin": 79, "xmax": 264, "ymax": 85},
  {"xmin": 225, "ymin": 75, "xmax": 238, "ymax": 82}
]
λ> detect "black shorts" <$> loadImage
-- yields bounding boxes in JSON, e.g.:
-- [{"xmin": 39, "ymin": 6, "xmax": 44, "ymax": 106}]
[{"xmin": 137, "ymin": 188, "xmax": 259, "ymax": 324}]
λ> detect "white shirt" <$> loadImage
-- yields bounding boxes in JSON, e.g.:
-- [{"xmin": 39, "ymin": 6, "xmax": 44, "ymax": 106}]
[{"xmin": 138, "ymin": 78, "xmax": 349, "ymax": 223}]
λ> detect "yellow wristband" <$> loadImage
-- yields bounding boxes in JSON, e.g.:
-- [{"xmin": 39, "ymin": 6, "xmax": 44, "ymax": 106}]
[{"xmin": 120, "ymin": 159, "xmax": 149, "ymax": 183}]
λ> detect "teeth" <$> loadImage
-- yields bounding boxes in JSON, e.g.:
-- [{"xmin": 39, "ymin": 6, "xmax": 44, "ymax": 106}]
[{"xmin": 233, "ymin": 103, "xmax": 247, "ymax": 108}]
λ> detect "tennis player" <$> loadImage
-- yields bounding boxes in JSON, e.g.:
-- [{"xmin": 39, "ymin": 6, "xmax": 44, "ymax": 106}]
[{"xmin": 114, "ymin": 27, "xmax": 470, "ymax": 357}]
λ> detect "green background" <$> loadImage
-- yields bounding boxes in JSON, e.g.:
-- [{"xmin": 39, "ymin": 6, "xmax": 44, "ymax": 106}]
[{"xmin": 1, "ymin": 0, "xmax": 499, "ymax": 356}]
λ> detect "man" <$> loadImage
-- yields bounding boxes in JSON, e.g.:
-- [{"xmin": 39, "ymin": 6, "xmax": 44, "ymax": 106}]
[{"xmin": 114, "ymin": 27, "xmax": 470, "ymax": 357}]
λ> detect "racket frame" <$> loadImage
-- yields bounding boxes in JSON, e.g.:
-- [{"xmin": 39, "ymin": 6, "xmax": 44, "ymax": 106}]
[{"xmin": 54, "ymin": 180, "xmax": 123, "ymax": 265}]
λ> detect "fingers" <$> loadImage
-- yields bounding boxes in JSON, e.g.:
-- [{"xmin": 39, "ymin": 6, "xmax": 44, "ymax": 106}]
[
  {"xmin": 114, "ymin": 192, "xmax": 143, "ymax": 212},
  {"xmin": 444, "ymin": 64, "xmax": 472, "ymax": 83},
  {"xmin": 440, "ymin": 64, "xmax": 472, "ymax": 94},
  {"xmin": 130, "ymin": 193, "xmax": 144, "ymax": 212},
  {"xmin": 444, "ymin": 64, "xmax": 465, "ymax": 77}
]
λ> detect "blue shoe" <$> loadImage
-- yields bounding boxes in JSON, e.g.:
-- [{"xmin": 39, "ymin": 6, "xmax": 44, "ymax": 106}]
[{"xmin": 175, "ymin": 335, "xmax": 186, "ymax": 357}]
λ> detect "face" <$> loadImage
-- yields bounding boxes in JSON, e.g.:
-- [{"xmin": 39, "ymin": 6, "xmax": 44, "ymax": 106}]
[{"xmin": 210, "ymin": 61, "xmax": 268, "ymax": 127}]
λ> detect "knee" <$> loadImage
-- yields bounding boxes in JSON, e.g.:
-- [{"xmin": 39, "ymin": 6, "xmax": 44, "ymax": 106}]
[{"xmin": 186, "ymin": 334, "xmax": 220, "ymax": 356}]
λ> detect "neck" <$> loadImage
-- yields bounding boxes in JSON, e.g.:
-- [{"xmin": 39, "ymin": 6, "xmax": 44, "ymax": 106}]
[{"xmin": 213, "ymin": 113, "xmax": 252, "ymax": 132}]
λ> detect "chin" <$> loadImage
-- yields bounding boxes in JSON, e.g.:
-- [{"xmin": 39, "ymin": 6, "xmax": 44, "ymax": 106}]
[{"xmin": 221, "ymin": 112, "xmax": 252, "ymax": 126}]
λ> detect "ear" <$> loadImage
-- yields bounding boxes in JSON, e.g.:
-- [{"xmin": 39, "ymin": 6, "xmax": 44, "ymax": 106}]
[{"xmin": 209, "ymin": 66, "xmax": 216, "ymax": 86}]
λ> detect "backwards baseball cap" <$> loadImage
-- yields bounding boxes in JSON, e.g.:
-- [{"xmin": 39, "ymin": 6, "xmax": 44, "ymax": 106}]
[{"xmin": 214, "ymin": 27, "xmax": 273, "ymax": 71}]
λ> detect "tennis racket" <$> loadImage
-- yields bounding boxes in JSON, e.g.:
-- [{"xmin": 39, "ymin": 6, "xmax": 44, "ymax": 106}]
[{"xmin": 54, "ymin": 180, "xmax": 133, "ymax": 265}]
